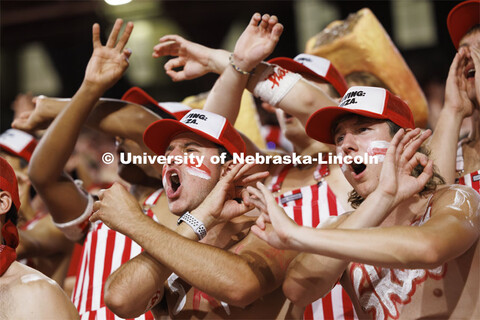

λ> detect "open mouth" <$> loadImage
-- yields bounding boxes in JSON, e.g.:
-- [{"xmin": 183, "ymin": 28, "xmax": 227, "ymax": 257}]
[
  {"xmin": 466, "ymin": 68, "xmax": 475, "ymax": 79},
  {"xmin": 170, "ymin": 172, "xmax": 181, "ymax": 192},
  {"xmin": 351, "ymin": 163, "xmax": 366, "ymax": 175}
]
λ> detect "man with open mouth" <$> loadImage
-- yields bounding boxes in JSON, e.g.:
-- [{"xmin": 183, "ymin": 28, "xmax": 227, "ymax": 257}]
[{"xmin": 250, "ymin": 85, "xmax": 480, "ymax": 319}]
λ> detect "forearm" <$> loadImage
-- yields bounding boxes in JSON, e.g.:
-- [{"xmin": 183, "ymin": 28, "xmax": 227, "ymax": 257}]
[
  {"xmin": 203, "ymin": 57, "xmax": 249, "ymax": 125},
  {"xmin": 29, "ymin": 84, "xmax": 102, "ymax": 186},
  {"xmin": 428, "ymin": 106, "xmax": 464, "ymax": 183},
  {"xmin": 126, "ymin": 215, "xmax": 263, "ymax": 307},
  {"xmin": 86, "ymin": 99, "xmax": 161, "ymax": 145},
  {"xmin": 285, "ymin": 191, "xmax": 395, "ymax": 304},
  {"xmin": 208, "ymin": 49, "xmax": 230, "ymax": 75},
  {"xmin": 246, "ymin": 62, "xmax": 336, "ymax": 126}
]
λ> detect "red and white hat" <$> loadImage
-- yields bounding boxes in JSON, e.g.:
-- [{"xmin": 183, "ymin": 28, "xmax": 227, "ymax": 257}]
[
  {"xmin": 447, "ymin": 0, "xmax": 480, "ymax": 49},
  {"xmin": 143, "ymin": 109, "xmax": 246, "ymax": 156},
  {"xmin": 268, "ymin": 54, "xmax": 348, "ymax": 96},
  {"xmin": 0, "ymin": 129, "xmax": 37, "ymax": 162},
  {"xmin": 122, "ymin": 87, "xmax": 191, "ymax": 120},
  {"xmin": 0, "ymin": 156, "xmax": 20, "ymax": 211},
  {"xmin": 306, "ymin": 86, "xmax": 415, "ymax": 144}
]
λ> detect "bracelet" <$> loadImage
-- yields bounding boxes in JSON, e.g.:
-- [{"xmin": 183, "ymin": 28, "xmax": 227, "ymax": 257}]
[
  {"xmin": 229, "ymin": 53, "xmax": 255, "ymax": 75},
  {"xmin": 177, "ymin": 211, "xmax": 207, "ymax": 240}
]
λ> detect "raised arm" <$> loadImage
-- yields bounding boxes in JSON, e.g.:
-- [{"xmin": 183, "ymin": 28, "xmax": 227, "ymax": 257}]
[
  {"xmin": 156, "ymin": 24, "xmax": 336, "ymax": 128},
  {"xmin": 250, "ymin": 128, "xmax": 436, "ymax": 305},
  {"xmin": 428, "ymin": 48, "xmax": 475, "ymax": 183},
  {"xmin": 28, "ymin": 19, "xmax": 132, "ymax": 230},
  {"xmin": 202, "ymin": 13, "xmax": 283, "ymax": 125},
  {"xmin": 92, "ymin": 163, "xmax": 275, "ymax": 315},
  {"xmin": 13, "ymin": 97, "xmax": 160, "ymax": 147}
]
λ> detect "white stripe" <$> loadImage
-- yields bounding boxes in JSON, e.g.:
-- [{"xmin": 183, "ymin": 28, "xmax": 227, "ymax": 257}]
[
  {"xmin": 331, "ymin": 285, "xmax": 346, "ymax": 319},
  {"xmin": 80, "ymin": 311, "xmax": 90, "ymax": 320},
  {"xmin": 464, "ymin": 173, "xmax": 473, "ymax": 188},
  {"xmin": 130, "ymin": 240, "xmax": 143, "ymax": 259},
  {"xmin": 318, "ymin": 183, "xmax": 331, "ymax": 222},
  {"xmin": 79, "ymin": 236, "xmax": 92, "ymax": 315},
  {"xmin": 110, "ymin": 232, "xmax": 126, "ymax": 274},
  {"xmin": 96, "ymin": 307, "xmax": 105, "ymax": 319},
  {"xmin": 91, "ymin": 230, "xmax": 108, "ymax": 311},
  {"xmin": 310, "ymin": 296, "xmax": 324, "ymax": 320}
]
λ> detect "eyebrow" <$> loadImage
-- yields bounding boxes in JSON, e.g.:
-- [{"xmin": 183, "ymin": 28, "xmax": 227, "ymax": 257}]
[{"xmin": 166, "ymin": 141, "xmax": 203, "ymax": 152}]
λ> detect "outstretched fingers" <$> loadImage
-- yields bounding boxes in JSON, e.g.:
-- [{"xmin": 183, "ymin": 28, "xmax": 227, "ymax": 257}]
[
  {"xmin": 399, "ymin": 129, "xmax": 431, "ymax": 168},
  {"xmin": 92, "ymin": 23, "xmax": 101, "ymax": 49},
  {"xmin": 249, "ymin": 12, "xmax": 262, "ymax": 27},
  {"xmin": 116, "ymin": 21, "xmax": 134, "ymax": 52},
  {"xmin": 106, "ymin": 18, "xmax": 123, "ymax": 48}
]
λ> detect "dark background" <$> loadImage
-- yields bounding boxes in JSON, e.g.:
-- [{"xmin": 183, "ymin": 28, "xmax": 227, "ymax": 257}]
[{"xmin": 0, "ymin": 0, "xmax": 462, "ymax": 132}]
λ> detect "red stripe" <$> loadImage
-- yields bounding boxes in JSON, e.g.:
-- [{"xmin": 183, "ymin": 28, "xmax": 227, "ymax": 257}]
[
  {"xmin": 303, "ymin": 304, "xmax": 314, "ymax": 320},
  {"xmin": 471, "ymin": 172, "xmax": 480, "ymax": 193},
  {"xmin": 294, "ymin": 189, "xmax": 303, "ymax": 206},
  {"xmin": 106, "ymin": 308, "xmax": 116, "ymax": 320},
  {"xmin": 100, "ymin": 230, "xmax": 116, "ymax": 307},
  {"xmin": 74, "ymin": 243, "xmax": 88, "ymax": 309},
  {"xmin": 321, "ymin": 292, "xmax": 334, "ymax": 319},
  {"xmin": 341, "ymin": 288, "xmax": 355, "ymax": 320},
  {"xmin": 121, "ymin": 235, "xmax": 133, "ymax": 264},
  {"xmin": 293, "ymin": 206, "xmax": 303, "ymax": 225},
  {"xmin": 266, "ymin": 126, "xmax": 281, "ymax": 145},
  {"xmin": 88, "ymin": 310, "xmax": 96, "ymax": 320},
  {"xmin": 310, "ymin": 185, "xmax": 320, "ymax": 227},
  {"xmin": 327, "ymin": 186, "xmax": 338, "ymax": 216},
  {"xmin": 457, "ymin": 175, "xmax": 465, "ymax": 185},
  {"xmin": 272, "ymin": 165, "xmax": 292, "ymax": 192},
  {"xmin": 85, "ymin": 231, "xmax": 98, "ymax": 313}
]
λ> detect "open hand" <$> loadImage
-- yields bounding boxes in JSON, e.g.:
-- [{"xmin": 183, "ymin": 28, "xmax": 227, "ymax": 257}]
[
  {"xmin": 153, "ymin": 35, "xmax": 226, "ymax": 81},
  {"xmin": 193, "ymin": 163, "xmax": 268, "ymax": 227},
  {"xmin": 376, "ymin": 128, "xmax": 434, "ymax": 208},
  {"xmin": 83, "ymin": 19, "xmax": 133, "ymax": 93},
  {"xmin": 443, "ymin": 48, "xmax": 474, "ymax": 118},
  {"xmin": 231, "ymin": 13, "xmax": 284, "ymax": 72},
  {"xmin": 248, "ymin": 182, "xmax": 299, "ymax": 250}
]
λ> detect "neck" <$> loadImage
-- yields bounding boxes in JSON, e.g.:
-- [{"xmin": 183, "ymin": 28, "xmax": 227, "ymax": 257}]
[
  {"xmin": 129, "ymin": 183, "xmax": 160, "ymax": 202},
  {"xmin": 293, "ymin": 139, "xmax": 331, "ymax": 156},
  {"xmin": 470, "ymin": 110, "xmax": 480, "ymax": 142}
]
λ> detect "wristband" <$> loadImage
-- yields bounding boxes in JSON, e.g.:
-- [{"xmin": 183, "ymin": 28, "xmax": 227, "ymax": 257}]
[
  {"xmin": 177, "ymin": 212, "xmax": 207, "ymax": 240},
  {"xmin": 229, "ymin": 53, "xmax": 255, "ymax": 75},
  {"xmin": 252, "ymin": 64, "xmax": 301, "ymax": 106}
]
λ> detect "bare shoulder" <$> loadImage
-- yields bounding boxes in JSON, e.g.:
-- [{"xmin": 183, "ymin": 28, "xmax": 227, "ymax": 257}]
[
  {"xmin": 431, "ymin": 184, "xmax": 480, "ymax": 219},
  {"xmin": 6, "ymin": 262, "xmax": 79, "ymax": 320}
]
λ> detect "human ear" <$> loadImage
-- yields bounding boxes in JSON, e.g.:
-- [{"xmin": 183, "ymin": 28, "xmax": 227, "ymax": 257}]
[
  {"xmin": 220, "ymin": 160, "xmax": 235, "ymax": 178},
  {"xmin": 0, "ymin": 191, "xmax": 13, "ymax": 216}
]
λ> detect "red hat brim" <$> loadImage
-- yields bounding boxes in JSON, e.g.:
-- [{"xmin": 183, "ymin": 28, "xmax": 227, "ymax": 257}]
[
  {"xmin": 447, "ymin": 0, "xmax": 480, "ymax": 49},
  {"xmin": 143, "ymin": 119, "xmax": 243, "ymax": 156},
  {"xmin": 305, "ymin": 106, "xmax": 392, "ymax": 144}
]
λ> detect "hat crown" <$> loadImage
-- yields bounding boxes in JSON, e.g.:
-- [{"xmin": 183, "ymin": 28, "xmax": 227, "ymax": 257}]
[
  {"xmin": 293, "ymin": 53, "xmax": 330, "ymax": 77},
  {"xmin": 338, "ymin": 86, "xmax": 387, "ymax": 114},
  {"xmin": 180, "ymin": 110, "xmax": 227, "ymax": 140}
]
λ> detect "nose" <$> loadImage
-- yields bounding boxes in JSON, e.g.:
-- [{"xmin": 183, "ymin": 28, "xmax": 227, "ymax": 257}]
[
  {"xmin": 168, "ymin": 145, "xmax": 184, "ymax": 158},
  {"xmin": 340, "ymin": 132, "xmax": 358, "ymax": 155}
]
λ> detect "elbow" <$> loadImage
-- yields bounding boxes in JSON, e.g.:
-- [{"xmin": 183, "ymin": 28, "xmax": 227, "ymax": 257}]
[
  {"xmin": 28, "ymin": 163, "xmax": 47, "ymax": 187},
  {"xmin": 401, "ymin": 235, "xmax": 446, "ymax": 269},
  {"xmin": 282, "ymin": 277, "xmax": 315, "ymax": 308},
  {"xmin": 416, "ymin": 237, "xmax": 446, "ymax": 268},
  {"xmin": 223, "ymin": 282, "xmax": 259, "ymax": 308},
  {"xmin": 104, "ymin": 281, "xmax": 144, "ymax": 318}
]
